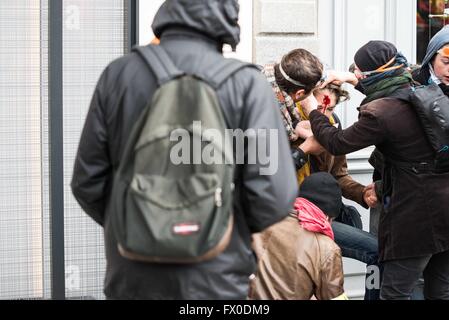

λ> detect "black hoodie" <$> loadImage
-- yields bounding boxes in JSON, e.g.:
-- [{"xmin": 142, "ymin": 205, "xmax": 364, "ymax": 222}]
[{"xmin": 153, "ymin": 0, "xmax": 241, "ymax": 50}]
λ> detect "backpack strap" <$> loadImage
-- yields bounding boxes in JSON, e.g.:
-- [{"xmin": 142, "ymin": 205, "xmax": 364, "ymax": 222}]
[
  {"xmin": 388, "ymin": 86, "xmax": 414, "ymax": 102},
  {"xmin": 204, "ymin": 58, "xmax": 258, "ymax": 90},
  {"xmin": 133, "ymin": 45, "xmax": 185, "ymax": 86},
  {"xmin": 135, "ymin": 45, "xmax": 256, "ymax": 89}
]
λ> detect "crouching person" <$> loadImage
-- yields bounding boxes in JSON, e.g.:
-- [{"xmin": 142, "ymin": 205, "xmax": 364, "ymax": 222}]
[{"xmin": 249, "ymin": 172, "xmax": 348, "ymax": 300}]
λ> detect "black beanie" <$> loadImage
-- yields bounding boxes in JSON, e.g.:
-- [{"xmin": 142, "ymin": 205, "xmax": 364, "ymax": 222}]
[
  {"xmin": 299, "ymin": 172, "xmax": 342, "ymax": 218},
  {"xmin": 354, "ymin": 40, "xmax": 398, "ymax": 72}
]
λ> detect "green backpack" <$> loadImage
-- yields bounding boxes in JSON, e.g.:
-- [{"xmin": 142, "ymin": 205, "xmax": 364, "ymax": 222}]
[{"xmin": 110, "ymin": 45, "xmax": 253, "ymax": 263}]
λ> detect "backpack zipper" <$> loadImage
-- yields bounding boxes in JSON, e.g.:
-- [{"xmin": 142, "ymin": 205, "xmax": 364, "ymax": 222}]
[{"xmin": 215, "ymin": 188, "xmax": 223, "ymax": 207}]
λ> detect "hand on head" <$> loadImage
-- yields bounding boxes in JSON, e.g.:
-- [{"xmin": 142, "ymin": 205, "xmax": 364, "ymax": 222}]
[{"xmin": 319, "ymin": 70, "xmax": 359, "ymax": 89}]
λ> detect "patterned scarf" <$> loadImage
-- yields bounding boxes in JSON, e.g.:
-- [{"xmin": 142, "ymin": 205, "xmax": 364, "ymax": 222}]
[
  {"xmin": 359, "ymin": 53, "xmax": 414, "ymax": 104},
  {"xmin": 263, "ymin": 64, "xmax": 337, "ymax": 185},
  {"xmin": 263, "ymin": 64, "xmax": 312, "ymax": 184},
  {"xmin": 263, "ymin": 63, "xmax": 302, "ymax": 141},
  {"xmin": 361, "ymin": 71, "xmax": 414, "ymax": 105}
]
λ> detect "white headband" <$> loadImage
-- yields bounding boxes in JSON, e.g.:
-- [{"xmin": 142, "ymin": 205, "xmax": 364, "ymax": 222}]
[{"xmin": 279, "ymin": 60, "xmax": 307, "ymax": 87}]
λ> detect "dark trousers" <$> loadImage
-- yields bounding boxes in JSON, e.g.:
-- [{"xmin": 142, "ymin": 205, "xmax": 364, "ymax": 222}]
[
  {"xmin": 381, "ymin": 249, "xmax": 449, "ymax": 300},
  {"xmin": 332, "ymin": 221, "xmax": 380, "ymax": 300}
]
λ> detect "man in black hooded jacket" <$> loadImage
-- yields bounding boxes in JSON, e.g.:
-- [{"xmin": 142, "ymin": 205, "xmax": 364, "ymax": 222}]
[{"xmin": 71, "ymin": 0, "xmax": 298, "ymax": 299}]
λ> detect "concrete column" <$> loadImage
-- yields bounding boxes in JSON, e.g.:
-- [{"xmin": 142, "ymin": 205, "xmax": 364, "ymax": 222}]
[{"xmin": 253, "ymin": 0, "xmax": 319, "ymax": 65}]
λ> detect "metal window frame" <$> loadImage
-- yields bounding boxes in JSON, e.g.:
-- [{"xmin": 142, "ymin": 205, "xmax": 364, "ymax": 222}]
[
  {"xmin": 127, "ymin": 0, "xmax": 139, "ymax": 51},
  {"xmin": 48, "ymin": 0, "xmax": 65, "ymax": 301},
  {"xmin": 47, "ymin": 0, "xmax": 138, "ymax": 300}
]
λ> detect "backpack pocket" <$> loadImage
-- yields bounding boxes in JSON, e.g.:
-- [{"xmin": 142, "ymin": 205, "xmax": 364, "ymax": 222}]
[{"xmin": 119, "ymin": 173, "xmax": 231, "ymax": 263}]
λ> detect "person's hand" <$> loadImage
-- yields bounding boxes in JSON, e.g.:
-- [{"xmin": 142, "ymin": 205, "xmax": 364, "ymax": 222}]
[
  {"xmin": 320, "ymin": 70, "xmax": 359, "ymax": 88},
  {"xmin": 300, "ymin": 94, "xmax": 319, "ymax": 117},
  {"xmin": 363, "ymin": 183, "xmax": 378, "ymax": 208},
  {"xmin": 295, "ymin": 121, "xmax": 313, "ymax": 139},
  {"xmin": 300, "ymin": 136, "xmax": 325, "ymax": 156}
]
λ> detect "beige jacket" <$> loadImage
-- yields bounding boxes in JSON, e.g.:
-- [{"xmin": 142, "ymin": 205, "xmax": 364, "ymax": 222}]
[{"xmin": 249, "ymin": 216, "xmax": 344, "ymax": 300}]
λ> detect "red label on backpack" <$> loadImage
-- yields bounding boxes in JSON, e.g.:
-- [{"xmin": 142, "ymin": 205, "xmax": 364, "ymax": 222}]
[{"xmin": 172, "ymin": 222, "xmax": 200, "ymax": 236}]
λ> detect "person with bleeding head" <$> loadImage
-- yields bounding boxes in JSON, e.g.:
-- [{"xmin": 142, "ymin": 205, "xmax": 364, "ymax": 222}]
[
  {"xmin": 314, "ymin": 84, "xmax": 350, "ymax": 119},
  {"xmin": 295, "ymin": 84, "xmax": 350, "ymax": 137}
]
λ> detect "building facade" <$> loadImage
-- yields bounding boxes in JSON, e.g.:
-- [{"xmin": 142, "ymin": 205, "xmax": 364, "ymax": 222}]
[{"xmin": 0, "ymin": 0, "xmax": 446, "ymax": 300}]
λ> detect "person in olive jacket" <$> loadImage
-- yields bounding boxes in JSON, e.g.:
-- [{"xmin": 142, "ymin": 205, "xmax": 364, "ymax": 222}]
[{"xmin": 306, "ymin": 41, "xmax": 449, "ymax": 300}]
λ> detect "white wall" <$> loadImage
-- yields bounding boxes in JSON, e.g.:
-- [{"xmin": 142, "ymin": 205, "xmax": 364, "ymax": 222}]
[
  {"xmin": 253, "ymin": 0, "xmax": 319, "ymax": 65},
  {"xmin": 138, "ymin": 0, "xmax": 253, "ymax": 62}
]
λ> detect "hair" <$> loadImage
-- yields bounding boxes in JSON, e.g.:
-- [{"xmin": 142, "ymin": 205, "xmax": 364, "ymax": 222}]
[
  {"xmin": 274, "ymin": 49, "xmax": 323, "ymax": 95},
  {"xmin": 316, "ymin": 84, "xmax": 350, "ymax": 105},
  {"xmin": 348, "ymin": 63, "xmax": 356, "ymax": 73}
]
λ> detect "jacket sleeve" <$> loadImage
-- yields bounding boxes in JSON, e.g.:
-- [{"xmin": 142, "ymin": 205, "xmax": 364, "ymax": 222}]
[
  {"xmin": 331, "ymin": 155, "xmax": 367, "ymax": 208},
  {"xmin": 292, "ymin": 147, "xmax": 308, "ymax": 170},
  {"xmin": 316, "ymin": 247, "xmax": 345, "ymax": 300},
  {"xmin": 238, "ymin": 71, "xmax": 299, "ymax": 233},
  {"xmin": 310, "ymin": 109, "xmax": 386, "ymax": 156},
  {"xmin": 71, "ymin": 70, "xmax": 112, "ymax": 226}
]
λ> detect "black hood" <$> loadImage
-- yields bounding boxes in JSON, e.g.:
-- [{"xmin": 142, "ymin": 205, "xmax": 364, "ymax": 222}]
[
  {"xmin": 152, "ymin": 0, "xmax": 241, "ymax": 50},
  {"xmin": 299, "ymin": 173, "xmax": 342, "ymax": 218}
]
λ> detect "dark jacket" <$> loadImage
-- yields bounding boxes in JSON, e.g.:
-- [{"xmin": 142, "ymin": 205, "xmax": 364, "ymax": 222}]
[
  {"xmin": 311, "ymin": 117, "xmax": 367, "ymax": 208},
  {"xmin": 412, "ymin": 67, "xmax": 449, "ymax": 96},
  {"xmin": 290, "ymin": 117, "xmax": 367, "ymax": 207},
  {"xmin": 412, "ymin": 66, "xmax": 429, "ymax": 86},
  {"xmin": 310, "ymin": 97, "xmax": 449, "ymax": 262},
  {"xmin": 71, "ymin": 0, "xmax": 298, "ymax": 299}
]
